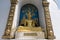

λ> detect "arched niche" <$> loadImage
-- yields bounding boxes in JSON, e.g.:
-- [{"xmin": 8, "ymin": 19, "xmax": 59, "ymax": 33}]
[{"xmin": 19, "ymin": 4, "xmax": 40, "ymax": 27}]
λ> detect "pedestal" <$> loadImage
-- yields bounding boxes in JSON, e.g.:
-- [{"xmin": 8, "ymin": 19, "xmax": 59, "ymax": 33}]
[
  {"xmin": 15, "ymin": 31, "xmax": 45, "ymax": 39},
  {"xmin": 15, "ymin": 26, "xmax": 45, "ymax": 39}
]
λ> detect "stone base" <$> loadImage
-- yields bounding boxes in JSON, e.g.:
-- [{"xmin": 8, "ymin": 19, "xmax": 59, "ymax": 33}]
[
  {"xmin": 15, "ymin": 31, "xmax": 45, "ymax": 39},
  {"xmin": 15, "ymin": 26, "xmax": 45, "ymax": 39}
]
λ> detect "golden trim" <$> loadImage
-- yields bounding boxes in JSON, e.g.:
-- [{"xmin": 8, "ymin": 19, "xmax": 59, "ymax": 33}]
[
  {"xmin": 42, "ymin": 0, "xmax": 55, "ymax": 39},
  {"xmin": 2, "ymin": 0, "xmax": 18, "ymax": 39}
]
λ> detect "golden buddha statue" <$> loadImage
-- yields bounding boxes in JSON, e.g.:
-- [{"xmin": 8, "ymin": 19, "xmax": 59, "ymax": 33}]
[
  {"xmin": 20, "ymin": 10, "xmax": 36, "ymax": 27},
  {"xmin": 26, "ymin": 11, "xmax": 33, "ymax": 27},
  {"xmin": 17, "ymin": 10, "xmax": 42, "ymax": 32}
]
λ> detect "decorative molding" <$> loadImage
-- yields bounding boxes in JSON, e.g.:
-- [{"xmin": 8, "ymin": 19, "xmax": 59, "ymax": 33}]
[
  {"xmin": 2, "ymin": 0, "xmax": 18, "ymax": 39},
  {"xmin": 42, "ymin": 1, "xmax": 55, "ymax": 39},
  {"xmin": 10, "ymin": 0, "xmax": 18, "ymax": 4}
]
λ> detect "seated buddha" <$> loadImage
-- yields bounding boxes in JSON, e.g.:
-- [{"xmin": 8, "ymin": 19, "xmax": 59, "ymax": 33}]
[{"xmin": 20, "ymin": 11, "xmax": 36, "ymax": 27}]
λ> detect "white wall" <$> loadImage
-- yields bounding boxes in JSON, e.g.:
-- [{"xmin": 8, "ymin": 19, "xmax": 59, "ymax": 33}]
[{"xmin": 0, "ymin": 0, "xmax": 60, "ymax": 40}]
